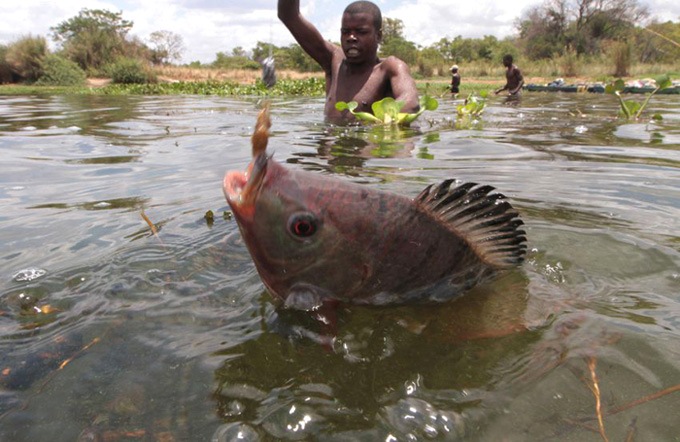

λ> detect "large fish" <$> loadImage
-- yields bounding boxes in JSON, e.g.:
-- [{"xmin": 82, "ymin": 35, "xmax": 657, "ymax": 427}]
[{"xmin": 223, "ymin": 105, "xmax": 527, "ymax": 310}]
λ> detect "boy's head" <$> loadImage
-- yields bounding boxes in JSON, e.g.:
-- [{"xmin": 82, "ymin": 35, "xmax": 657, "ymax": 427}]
[
  {"xmin": 341, "ymin": 1, "xmax": 382, "ymax": 64},
  {"xmin": 502, "ymin": 54, "xmax": 513, "ymax": 67}
]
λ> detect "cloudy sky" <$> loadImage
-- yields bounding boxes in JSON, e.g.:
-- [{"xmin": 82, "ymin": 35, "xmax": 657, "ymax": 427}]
[{"xmin": 1, "ymin": 0, "xmax": 678, "ymax": 63}]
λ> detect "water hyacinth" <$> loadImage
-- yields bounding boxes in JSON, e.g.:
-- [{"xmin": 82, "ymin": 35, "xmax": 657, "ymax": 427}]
[
  {"xmin": 335, "ymin": 95, "xmax": 439, "ymax": 126},
  {"xmin": 605, "ymin": 74, "xmax": 672, "ymax": 120}
]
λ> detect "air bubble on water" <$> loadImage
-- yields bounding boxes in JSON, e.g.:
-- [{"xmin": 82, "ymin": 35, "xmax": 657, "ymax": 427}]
[
  {"xmin": 574, "ymin": 125, "xmax": 588, "ymax": 134},
  {"xmin": 93, "ymin": 202, "xmax": 111, "ymax": 208},
  {"xmin": 553, "ymin": 392, "xmax": 563, "ymax": 400},
  {"xmin": 66, "ymin": 126, "xmax": 81, "ymax": 132},
  {"xmin": 10, "ymin": 186, "xmax": 25, "ymax": 191},
  {"xmin": 531, "ymin": 247, "xmax": 539, "ymax": 253},
  {"xmin": 13, "ymin": 268, "xmax": 47, "ymax": 282},
  {"xmin": 20, "ymin": 126, "xmax": 37, "ymax": 131}
]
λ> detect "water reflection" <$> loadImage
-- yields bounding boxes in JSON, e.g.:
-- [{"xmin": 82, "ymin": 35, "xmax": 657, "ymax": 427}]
[{"xmin": 1, "ymin": 94, "xmax": 680, "ymax": 441}]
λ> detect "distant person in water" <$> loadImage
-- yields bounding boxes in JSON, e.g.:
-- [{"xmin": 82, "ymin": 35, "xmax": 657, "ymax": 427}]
[
  {"xmin": 278, "ymin": 0, "xmax": 419, "ymax": 119},
  {"xmin": 495, "ymin": 54, "xmax": 524, "ymax": 96},
  {"xmin": 450, "ymin": 64, "xmax": 461, "ymax": 94}
]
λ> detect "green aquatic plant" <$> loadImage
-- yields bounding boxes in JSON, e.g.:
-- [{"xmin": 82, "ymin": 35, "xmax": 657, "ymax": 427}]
[
  {"xmin": 605, "ymin": 75, "xmax": 672, "ymax": 120},
  {"xmin": 335, "ymin": 95, "xmax": 439, "ymax": 125},
  {"xmin": 455, "ymin": 92, "xmax": 487, "ymax": 129}
]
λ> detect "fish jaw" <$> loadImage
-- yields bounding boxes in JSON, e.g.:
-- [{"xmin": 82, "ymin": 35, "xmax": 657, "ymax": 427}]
[{"xmin": 223, "ymin": 154, "xmax": 270, "ymax": 221}]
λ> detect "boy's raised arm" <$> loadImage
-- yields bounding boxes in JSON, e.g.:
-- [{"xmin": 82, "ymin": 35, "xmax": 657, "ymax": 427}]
[{"xmin": 278, "ymin": 0, "xmax": 336, "ymax": 72}]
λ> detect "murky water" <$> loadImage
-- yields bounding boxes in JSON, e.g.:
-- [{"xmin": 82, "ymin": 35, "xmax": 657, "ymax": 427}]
[{"xmin": 1, "ymin": 92, "xmax": 679, "ymax": 441}]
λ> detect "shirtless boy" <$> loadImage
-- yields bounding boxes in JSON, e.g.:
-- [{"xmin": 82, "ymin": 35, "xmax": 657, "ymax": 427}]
[
  {"xmin": 278, "ymin": 0, "xmax": 419, "ymax": 118},
  {"xmin": 495, "ymin": 54, "xmax": 524, "ymax": 96}
]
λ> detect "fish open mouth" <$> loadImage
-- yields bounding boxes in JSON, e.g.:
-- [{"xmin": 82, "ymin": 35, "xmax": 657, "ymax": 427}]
[{"xmin": 223, "ymin": 153, "xmax": 269, "ymax": 218}]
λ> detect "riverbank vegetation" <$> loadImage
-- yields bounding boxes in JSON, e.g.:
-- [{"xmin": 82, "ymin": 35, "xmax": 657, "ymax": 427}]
[{"xmin": 0, "ymin": 1, "xmax": 678, "ymax": 95}]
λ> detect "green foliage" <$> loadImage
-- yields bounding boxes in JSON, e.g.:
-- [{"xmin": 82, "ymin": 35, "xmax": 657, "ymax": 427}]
[
  {"xmin": 382, "ymin": 17, "xmax": 405, "ymax": 41},
  {"xmin": 51, "ymin": 9, "xmax": 135, "ymax": 71},
  {"xmin": 213, "ymin": 53, "xmax": 260, "ymax": 70},
  {"xmin": 107, "ymin": 58, "xmax": 156, "ymax": 84},
  {"xmin": 35, "ymin": 55, "xmax": 86, "ymax": 86},
  {"xmin": 636, "ymin": 21, "xmax": 680, "ymax": 64},
  {"xmin": 605, "ymin": 74, "xmax": 672, "ymax": 119},
  {"xmin": 455, "ymin": 92, "xmax": 487, "ymax": 129},
  {"xmin": 380, "ymin": 37, "xmax": 418, "ymax": 65},
  {"xmin": 95, "ymin": 77, "xmax": 325, "ymax": 96},
  {"xmin": 5, "ymin": 35, "xmax": 48, "ymax": 82},
  {"xmin": 611, "ymin": 40, "xmax": 631, "ymax": 77},
  {"xmin": 335, "ymin": 96, "xmax": 438, "ymax": 125},
  {"xmin": 0, "ymin": 45, "xmax": 14, "ymax": 84}
]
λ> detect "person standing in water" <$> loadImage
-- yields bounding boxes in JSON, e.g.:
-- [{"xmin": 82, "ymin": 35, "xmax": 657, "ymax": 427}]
[
  {"xmin": 450, "ymin": 64, "xmax": 461, "ymax": 94},
  {"xmin": 278, "ymin": 0, "xmax": 419, "ymax": 118},
  {"xmin": 495, "ymin": 54, "xmax": 524, "ymax": 96}
]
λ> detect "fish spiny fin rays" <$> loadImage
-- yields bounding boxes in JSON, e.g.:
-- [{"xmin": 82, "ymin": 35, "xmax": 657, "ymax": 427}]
[
  {"xmin": 415, "ymin": 179, "xmax": 527, "ymax": 269},
  {"xmin": 252, "ymin": 102, "xmax": 271, "ymax": 157}
]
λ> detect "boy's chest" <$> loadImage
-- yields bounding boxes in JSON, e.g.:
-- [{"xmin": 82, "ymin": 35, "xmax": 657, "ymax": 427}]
[{"xmin": 331, "ymin": 66, "xmax": 390, "ymax": 112}]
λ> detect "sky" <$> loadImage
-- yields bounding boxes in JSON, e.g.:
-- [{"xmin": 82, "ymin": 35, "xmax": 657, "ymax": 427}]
[{"xmin": 1, "ymin": 0, "xmax": 679, "ymax": 64}]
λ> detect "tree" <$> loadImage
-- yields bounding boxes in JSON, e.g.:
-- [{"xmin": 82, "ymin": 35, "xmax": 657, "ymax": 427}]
[
  {"xmin": 232, "ymin": 47, "xmax": 246, "ymax": 57},
  {"xmin": 517, "ymin": 0, "xmax": 649, "ymax": 58},
  {"xmin": 148, "ymin": 30, "xmax": 185, "ymax": 65},
  {"xmin": 382, "ymin": 17, "xmax": 405, "ymax": 42},
  {"xmin": 51, "ymin": 9, "xmax": 134, "ymax": 71}
]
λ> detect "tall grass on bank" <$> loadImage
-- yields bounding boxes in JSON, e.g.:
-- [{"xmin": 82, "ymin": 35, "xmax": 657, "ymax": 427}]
[
  {"xmin": 430, "ymin": 59, "xmax": 678, "ymax": 82},
  {"xmin": 152, "ymin": 65, "xmax": 323, "ymax": 83}
]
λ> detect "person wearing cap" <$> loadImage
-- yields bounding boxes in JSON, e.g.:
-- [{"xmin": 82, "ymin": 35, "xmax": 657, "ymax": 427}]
[{"xmin": 450, "ymin": 65, "xmax": 461, "ymax": 94}]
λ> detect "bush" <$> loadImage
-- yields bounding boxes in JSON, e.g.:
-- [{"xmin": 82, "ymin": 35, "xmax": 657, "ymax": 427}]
[
  {"xmin": 107, "ymin": 58, "xmax": 156, "ymax": 84},
  {"xmin": 0, "ymin": 45, "xmax": 14, "ymax": 84},
  {"xmin": 6, "ymin": 35, "xmax": 48, "ymax": 82},
  {"xmin": 558, "ymin": 48, "xmax": 580, "ymax": 77},
  {"xmin": 611, "ymin": 40, "xmax": 631, "ymax": 77},
  {"xmin": 35, "ymin": 55, "xmax": 86, "ymax": 85}
]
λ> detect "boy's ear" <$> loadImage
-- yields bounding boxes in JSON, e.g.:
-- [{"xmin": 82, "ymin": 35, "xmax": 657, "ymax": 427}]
[{"xmin": 376, "ymin": 29, "xmax": 383, "ymax": 43}]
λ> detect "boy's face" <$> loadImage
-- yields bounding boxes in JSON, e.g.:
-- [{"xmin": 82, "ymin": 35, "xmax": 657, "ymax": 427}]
[{"xmin": 340, "ymin": 12, "xmax": 381, "ymax": 64}]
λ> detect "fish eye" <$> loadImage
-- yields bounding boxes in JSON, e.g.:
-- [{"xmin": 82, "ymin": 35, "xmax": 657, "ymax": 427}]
[{"xmin": 288, "ymin": 212, "xmax": 318, "ymax": 238}]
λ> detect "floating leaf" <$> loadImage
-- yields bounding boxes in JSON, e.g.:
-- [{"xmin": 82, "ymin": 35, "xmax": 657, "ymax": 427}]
[
  {"xmin": 338, "ymin": 96, "xmax": 438, "ymax": 125},
  {"xmin": 420, "ymin": 95, "xmax": 439, "ymax": 111},
  {"xmin": 353, "ymin": 112, "xmax": 382, "ymax": 123},
  {"xmin": 655, "ymin": 74, "xmax": 671, "ymax": 90},
  {"xmin": 605, "ymin": 79, "xmax": 626, "ymax": 94},
  {"xmin": 652, "ymin": 114, "xmax": 663, "ymax": 121}
]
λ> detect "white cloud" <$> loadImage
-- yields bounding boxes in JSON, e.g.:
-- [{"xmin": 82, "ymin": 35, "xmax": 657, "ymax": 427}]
[{"xmin": 0, "ymin": 0, "xmax": 678, "ymax": 63}]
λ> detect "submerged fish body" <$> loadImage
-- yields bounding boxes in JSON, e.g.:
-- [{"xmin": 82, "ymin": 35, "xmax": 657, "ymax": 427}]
[{"xmin": 223, "ymin": 107, "xmax": 526, "ymax": 310}]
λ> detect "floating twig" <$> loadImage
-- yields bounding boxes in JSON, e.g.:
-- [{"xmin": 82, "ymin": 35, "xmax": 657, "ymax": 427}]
[
  {"xmin": 625, "ymin": 417, "xmax": 638, "ymax": 442},
  {"xmin": 585, "ymin": 356, "xmax": 609, "ymax": 442},
  {"xmin": 608, "ymin": 382, "xmax": 680, "ymax": 416},
  {"xmin": 141, "ymin": 211, "xmax": 160, "ymax": 237},
  {"xmin": 0, "ymin": 336, "xmax": 102, "ymax": 422}
]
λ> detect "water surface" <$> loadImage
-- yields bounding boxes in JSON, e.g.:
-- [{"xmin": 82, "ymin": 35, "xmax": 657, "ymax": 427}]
[{"xmin": 1, "ymin": 92, "xmax": 679, "ymax": 441}]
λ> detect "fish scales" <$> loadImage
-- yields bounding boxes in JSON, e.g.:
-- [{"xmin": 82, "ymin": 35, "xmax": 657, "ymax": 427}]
[{"xmin": 223, "ymin": 105, "xmax": 526, "ymax": 310}]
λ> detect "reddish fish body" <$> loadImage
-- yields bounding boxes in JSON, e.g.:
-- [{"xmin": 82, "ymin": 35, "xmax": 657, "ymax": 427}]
[{"xmin": 223, "ymin": 106, "xmax": 526, "ymax": 310}]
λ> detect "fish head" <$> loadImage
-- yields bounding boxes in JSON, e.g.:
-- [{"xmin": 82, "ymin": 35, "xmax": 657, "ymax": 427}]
[{"xmin": 224, "ymin": 153, "xmax": 364, "ymax": 310}]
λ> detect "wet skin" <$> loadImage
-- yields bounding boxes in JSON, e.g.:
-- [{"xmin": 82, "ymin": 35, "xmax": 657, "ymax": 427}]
[
  {"xmin": 496, "ymin": 60, "xmax": 524, "ymax": 96},
  {"xmin": 278, "ymin": 1, "xmax": 419, "ymax": 119}
]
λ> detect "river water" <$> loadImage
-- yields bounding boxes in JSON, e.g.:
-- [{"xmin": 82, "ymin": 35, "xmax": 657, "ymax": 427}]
[{"xmin": 0, "ymin": 93, "xmax": 679, "ymax": 441}]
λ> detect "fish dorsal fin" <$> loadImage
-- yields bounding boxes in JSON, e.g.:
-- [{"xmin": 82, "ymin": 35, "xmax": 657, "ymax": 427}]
[{"xmin": 415, "ymin": 179, "xmax": 527, "ymax": 269}]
